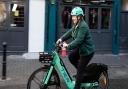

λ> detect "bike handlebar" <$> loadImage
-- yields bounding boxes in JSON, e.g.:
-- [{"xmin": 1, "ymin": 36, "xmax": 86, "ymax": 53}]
[{"xmin": 55, "ymin": 42, "xmax": 68, "ymax": 53}]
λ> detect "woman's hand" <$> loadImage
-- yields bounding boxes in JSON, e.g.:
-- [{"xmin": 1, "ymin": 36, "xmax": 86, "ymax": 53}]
[
  {"xmin": 62, "ymin": 42, "xmax": 68, "ymax": 48},
  {"xmin": 56, "ymin": 39, "xmax": 62, "ymax": 45}
]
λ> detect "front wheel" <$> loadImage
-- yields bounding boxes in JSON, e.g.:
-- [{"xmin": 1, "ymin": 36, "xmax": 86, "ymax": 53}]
[{"xmin": 27, "ymin": 66, "xmax": 61, "ymax": 89}]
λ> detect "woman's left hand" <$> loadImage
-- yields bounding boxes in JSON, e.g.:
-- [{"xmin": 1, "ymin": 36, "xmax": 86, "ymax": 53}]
[{"xmin": 63, "ymin": 42, "xmax": 68, "ymax": 48}]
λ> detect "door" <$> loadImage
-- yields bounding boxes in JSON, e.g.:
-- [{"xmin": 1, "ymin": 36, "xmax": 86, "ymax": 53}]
[
  {"xmin": 87, "ymin": 6, "xmax": 113, "ymax": 52},
  {"xmin": 0, "ymin": 0, "xmax": 28, "ymax": 53},
  {"xmin": 0, "ymin": 0, "xmax": 8, "ymax": 50},
  {"xmin": 120, "ymin": 12, "xmax": 128, "ymax": 52}
]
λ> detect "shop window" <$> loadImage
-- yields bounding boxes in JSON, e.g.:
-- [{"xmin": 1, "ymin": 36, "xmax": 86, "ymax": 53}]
[
  {"xmin": 74, "ymin": 0, "xmax": 90, "ymax": 3},
  {"xmin": 62, "ymin": 0, "xmax": 90, "ymax": 4},
  {"xmin": 61, "ymin": 6, "xmax": 72, "ymax": 29},
  {"xmin": 81, "ymin": 7, "xmax": 85, "ymax": 20},
  {"xmin": 62, "ymin": 0, "xmax": 73, "ymax": 3},
  {"xmin": 0, "ymin": 1, "xmax": 7, "ymax": 26},
  {"xmin": 101, "ymin": 8, "xmax": 111, "ymax": 29},
  {"xmin": 89, "ymin": 8, "xmax": 98, "ymax": 29},
  {"xmin": 11, "ymin": 0, "xmax": 24, "ymax": 2},
  {"xmin": 122, "ymin": 0, "xmax": 128, "ymax": 11},
  {"xmin": 10, "ymin": 3, "xmax": 24, "ymax": 27}
]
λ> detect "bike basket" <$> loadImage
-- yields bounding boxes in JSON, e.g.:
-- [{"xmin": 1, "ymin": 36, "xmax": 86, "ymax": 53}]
[{"xmin": 39, "ymin": 52, "xmax": 54, "ymax": 63}]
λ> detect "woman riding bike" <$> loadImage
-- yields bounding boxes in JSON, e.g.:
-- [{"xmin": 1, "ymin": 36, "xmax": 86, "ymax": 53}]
[{"xmin": 56, "ymin": 7, "xmax": 95, "ymax": 89}]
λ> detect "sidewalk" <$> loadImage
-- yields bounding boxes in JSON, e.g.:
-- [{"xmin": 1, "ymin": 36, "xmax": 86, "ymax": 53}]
[{"xmin": 0, "ymin": 53, "xmax": 128, "ymax": 88}]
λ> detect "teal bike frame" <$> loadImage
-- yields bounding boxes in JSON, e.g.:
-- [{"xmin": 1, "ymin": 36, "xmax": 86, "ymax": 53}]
[{"xmin": 43, "ymin": 51, "xmax": 99, "ymax": 89}]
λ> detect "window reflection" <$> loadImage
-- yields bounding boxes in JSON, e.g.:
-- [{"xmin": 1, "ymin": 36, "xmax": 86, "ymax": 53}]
[
  {"xmin": 81, "ymin": 7, "xmax": 85, "ymax": 20},
  {"xmin": 62, "ymin": 0, "xmax": 73, "ymax": 3},
  {"xmin": 101, "ymin": 8, "xmax": 110, "ymax": 29},
  {"xmin": 61, "ymin": 6, "xmax": 72, "ymax": 29},
  {"xmin": 89, "ymin": 8, "xmax": 98, "ymax": 29},
  {"xmin": 0, "ymin": 1, "xmax": 7, "ymax": 26},
  {"xmin": 73, "ymin": 0, "xmax": 89, "ymax": 3},
  {"xmin": 122, "ymin": 0, "xmax": 128, "ymax": 11}
]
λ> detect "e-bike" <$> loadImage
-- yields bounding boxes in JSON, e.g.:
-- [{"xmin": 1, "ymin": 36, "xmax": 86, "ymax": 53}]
[{"xmin": 27, "ymin": 45, "xmax": 109, "ymax": 89}]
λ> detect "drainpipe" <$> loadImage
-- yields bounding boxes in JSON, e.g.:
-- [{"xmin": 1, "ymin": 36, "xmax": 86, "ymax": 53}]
[
  {"xmin": 46, "ymin": 0, "xmax": 59, "ymax": 51},
  {"xmin": 45, "ymin": 0, "xmax": 57, "ymax": 51},
  {"xmin": 112, "ymin": 0, "xmax": 121, "ymax": 54}
]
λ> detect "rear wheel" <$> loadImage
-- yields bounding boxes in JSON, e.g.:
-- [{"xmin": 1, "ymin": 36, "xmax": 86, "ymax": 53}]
[
  {"xmin": 82, "ymin": 71, "xmax": 109, "ymax": 89},
  {"xmin": 97, "ymin": 71, "xmax": 109, "ymax": 89},
  {"xmin": 27, "ymin": 66, "xmax": 60, "ymax": 89}
]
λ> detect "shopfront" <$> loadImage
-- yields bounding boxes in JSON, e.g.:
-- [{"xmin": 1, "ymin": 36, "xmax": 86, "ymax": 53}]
[
  {"xmin": 57, "ymin": 0, "xmax": 114, "ymax": 52},
  {"xmin": 0, "ymin": 0, "xmax": 28, "ymax": 53},
  {"xmin": 1, "ymin": 0, "xmax": 126, "ymax": 54}
]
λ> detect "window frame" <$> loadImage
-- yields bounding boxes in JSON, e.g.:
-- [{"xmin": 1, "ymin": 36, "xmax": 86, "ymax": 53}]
[{"xmin": 9, "ymin": 1, "xmax": 25, "ymax": 29}]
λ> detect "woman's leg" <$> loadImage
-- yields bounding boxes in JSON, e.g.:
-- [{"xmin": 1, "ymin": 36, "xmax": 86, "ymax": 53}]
[
  {"xmin": 74, "ymin": 52, "xmax": 94, "ymax": 89},
  {"xmin": 68, "ymin": 48, "xmax": 80, "ymax": 69}
]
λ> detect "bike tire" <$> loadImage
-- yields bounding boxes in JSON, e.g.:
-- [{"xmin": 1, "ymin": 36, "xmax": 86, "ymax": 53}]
[
  {"xmin": 96, "ymin": 71, "xmax": 109, "ymax": 89},
  {"xmin": 91, "ymin": 71, "xmax": 109, "ymax": 89},
  {"xmin": 27, "ymin": 66, "xmax": 61, "ymax": 89},
  {"xmin": 82, "ymin": 71, "xmax": 109, "ymax": 89}
]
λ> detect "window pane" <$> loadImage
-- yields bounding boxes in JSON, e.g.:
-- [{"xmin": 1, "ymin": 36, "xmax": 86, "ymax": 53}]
[
  {"xmin": 62, "ymin": 0, "xmax": 73, "ymax": 2},
  {"xmin": 122, "ymin": 0, "xmax": 128, "ymax": 11},
  {"xmin": 101, "ymin": 8, "xmax": 111, "ymax": 29},
  {"xmin": 11, "ymin": 0, "xmax": 24, "ymax": 2},
  {"xmin": 89, "ymin": 8, "xmax": 98, "ymax": 29},
  {"xmin": 73, "ymin": 0, "xmax": 89, "ymax": 3},
  {"xmin": 61, "ymin": 6, "xmax": 72, "ymax": 29},
  {"xmin": 62, "ymin": 0, "xmax": 90, "ymax": 4},
  {"xmin": 10, "ymin": 3, "xmax": 24, "ymax": 27},
  {"xmin": 0, "ymin": 1, "xmax": 7, "ymax": 27}
]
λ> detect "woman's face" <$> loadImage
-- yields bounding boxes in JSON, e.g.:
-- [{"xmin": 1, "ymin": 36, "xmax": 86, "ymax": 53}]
[{"xmin": 72, "ymin": 16, "xmax": 79, "ymax": 24}]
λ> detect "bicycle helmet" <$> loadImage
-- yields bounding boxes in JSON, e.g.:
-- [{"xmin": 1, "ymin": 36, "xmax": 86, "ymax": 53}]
[{"xmin": 71, "ymin": 7, "xmax": 84, "ymax": 16}]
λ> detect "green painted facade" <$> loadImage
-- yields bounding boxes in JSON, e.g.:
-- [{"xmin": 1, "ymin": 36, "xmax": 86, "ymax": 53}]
[
  {"xmin": 45, "ymin": 0, "xmax": 121, "ymax": 54},
  {"xmin": 112, "ymin": 0, "xmax": 121, "ymax": 54}
]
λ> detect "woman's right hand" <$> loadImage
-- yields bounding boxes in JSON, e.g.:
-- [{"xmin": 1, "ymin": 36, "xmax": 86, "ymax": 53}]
[{"xmin": 56, "ymin": 39, "xmax": 62, "ymax": 45}]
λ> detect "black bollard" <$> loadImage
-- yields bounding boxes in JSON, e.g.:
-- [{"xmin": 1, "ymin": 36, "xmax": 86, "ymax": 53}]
[{"xmin": 2, "ymin": 42, "xmax": 7, "ymax": 80}]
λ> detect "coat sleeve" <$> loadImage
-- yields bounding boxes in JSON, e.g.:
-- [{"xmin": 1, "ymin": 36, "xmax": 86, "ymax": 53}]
[
  {"xmin": 67, "ymin": 26, "xmax": 87, "ymax": 50},
  {"xmin": 60, "ymin": 29, "xmax": 72, "ymax": 41}
]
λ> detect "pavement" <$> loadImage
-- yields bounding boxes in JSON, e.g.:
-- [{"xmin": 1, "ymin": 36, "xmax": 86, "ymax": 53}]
[{"xmin": 0, "ymin": 52, "xmax": 128, "ymax": 89}]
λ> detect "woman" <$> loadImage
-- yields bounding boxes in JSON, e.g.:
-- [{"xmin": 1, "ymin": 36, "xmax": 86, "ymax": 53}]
[{"xmin": 57, "ymin": 7, "xmax": 95, "ymax": 89}]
